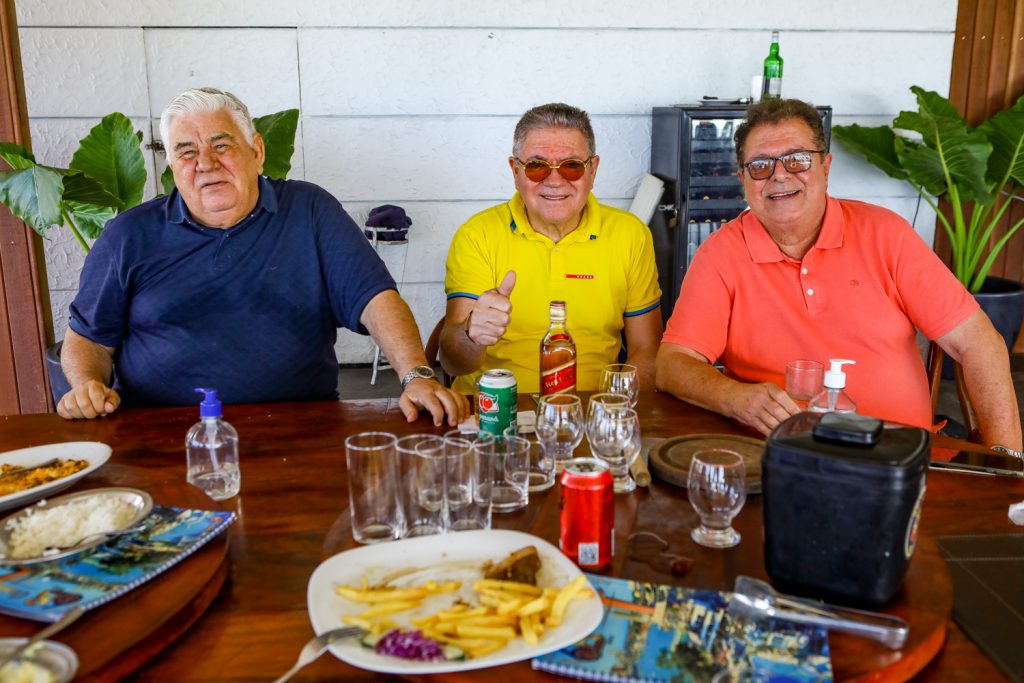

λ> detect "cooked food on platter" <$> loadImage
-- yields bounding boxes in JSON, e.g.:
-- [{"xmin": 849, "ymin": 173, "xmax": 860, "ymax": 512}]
[
  {"xmin": 0, "ymin": 460, "xmax": 89, "ymax": 496},
  {"xmin": 335, "ymin": 546, "xmax": 592, "ymax": 662}
]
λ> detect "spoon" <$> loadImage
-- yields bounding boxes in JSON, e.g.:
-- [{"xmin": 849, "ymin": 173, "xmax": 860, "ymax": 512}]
[
  {"xmin": 727, "ymin": 575, "xmax": 909, "ymax": 649},
  {"xmin": 42, "ymin": 524, "xmax": 146, "ymax": 555},
  {"xmin": 0, "ymin": 606, "xmax": 84, "ymax": 670},
  {"xmin": 273, "ymin": 626, "xmax": 364, "ymax": 683}
]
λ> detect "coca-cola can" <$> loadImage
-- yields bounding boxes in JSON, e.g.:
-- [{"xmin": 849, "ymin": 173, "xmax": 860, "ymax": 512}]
[{"xmin": 560, "ymin": 458, "xmax": 614, "ymax": 568}]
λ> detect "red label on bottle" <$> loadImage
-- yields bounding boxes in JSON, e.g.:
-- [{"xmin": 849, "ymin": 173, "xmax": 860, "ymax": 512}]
[{"xmin": 541, "ymin": 363, "xmax": 576, "ymax": 395}]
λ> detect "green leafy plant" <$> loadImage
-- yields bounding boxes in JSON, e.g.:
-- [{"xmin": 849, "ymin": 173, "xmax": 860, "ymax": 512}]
[
  {"xmin": 0, "ymin": 108, "xmax": 299, "ymax": 253},
  {"xmin": 833, "ymin": 87, "xmax": 1024, "ymax": 293}
]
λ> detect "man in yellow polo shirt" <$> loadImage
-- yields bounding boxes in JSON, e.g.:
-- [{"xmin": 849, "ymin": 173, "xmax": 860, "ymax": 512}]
[{"xmin": 440, "ymin": 102, "xmax": 662, "ymax": 394}]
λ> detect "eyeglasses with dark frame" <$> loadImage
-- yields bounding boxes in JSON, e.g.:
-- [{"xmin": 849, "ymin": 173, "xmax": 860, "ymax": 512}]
[
  {"xmin": 742, "ymin": 150, "xmax": 827, "ymax": 180},
  {"xmin": 512, "ymin": 156, "xmax": 595, "ymax": 183}
]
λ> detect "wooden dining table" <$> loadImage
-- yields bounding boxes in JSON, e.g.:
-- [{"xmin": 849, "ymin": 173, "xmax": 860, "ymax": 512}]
[{"xmin": 0, "ymin": 390, "xmax": 1020, "ymax": 682}]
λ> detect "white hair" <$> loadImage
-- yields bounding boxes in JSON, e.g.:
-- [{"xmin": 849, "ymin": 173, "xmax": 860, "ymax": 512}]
[{"xmin": 159, "ymin": 87, "xmax": 256, "ymax": 147}]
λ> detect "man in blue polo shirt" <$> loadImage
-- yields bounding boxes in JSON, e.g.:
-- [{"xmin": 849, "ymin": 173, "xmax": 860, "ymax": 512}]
[{"xmin": 58, "ymin": 87, "xmax": 467, "ymax": 425}]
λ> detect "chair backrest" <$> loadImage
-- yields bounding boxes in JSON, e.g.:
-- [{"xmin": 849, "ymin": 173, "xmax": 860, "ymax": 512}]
[
  {"xmin": 424, "ymin": 318, "xmax": 453, "ymax": 388},
  {"xmin": 927, "ymin": 341, "xmax": 981, "ymax": 442}
]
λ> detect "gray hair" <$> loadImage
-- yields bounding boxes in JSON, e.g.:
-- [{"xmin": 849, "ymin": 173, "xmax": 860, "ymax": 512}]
[
  {"xmin": 159, "ymin": 87, "xmax": 257, "ymax": 147},
  {"xmin": 512, "ymin": 103, "xmax": 596, "ymax": 157}
]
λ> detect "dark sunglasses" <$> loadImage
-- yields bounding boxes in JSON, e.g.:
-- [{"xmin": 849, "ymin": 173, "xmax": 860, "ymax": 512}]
[
  {"xmin": 513, "ymin": 156, "xmax": 594, "ymax": 182},
  {"xmin": 743, "ymin": 150, "xmax": 826, "ymax": 180}
]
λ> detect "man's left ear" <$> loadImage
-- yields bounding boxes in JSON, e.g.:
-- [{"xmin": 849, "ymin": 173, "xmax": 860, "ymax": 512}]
[
  {"xmin": 822, "ymin": 152, "xmax": 832, "ymax": 179},
  {"xmin": 253, "ymin": 133, "xmax": 266, "ymax": 174},
  {"xmin": 590, "ymin": 155, "xmax": 600, "ymax": 177}
]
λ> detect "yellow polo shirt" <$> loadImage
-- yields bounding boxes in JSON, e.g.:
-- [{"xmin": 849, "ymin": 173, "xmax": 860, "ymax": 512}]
[{"xmin": 445, "ymin": 192, "xmax": 661, "ymax": 393}]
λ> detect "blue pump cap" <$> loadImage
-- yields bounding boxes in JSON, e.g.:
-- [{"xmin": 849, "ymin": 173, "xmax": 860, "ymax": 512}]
[{"xmin": 195, "ymin": 387, "xmax": 222, "ymax": 418}]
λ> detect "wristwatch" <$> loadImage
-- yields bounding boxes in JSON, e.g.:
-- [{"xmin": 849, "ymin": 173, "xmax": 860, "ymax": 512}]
[
  {"xmin": 401, "ymin": 365, "xmax": 436, "ymax": 388},
  {"xmin": 991, "ymin": 444, "xmax": 1024, "ymax": 460}
]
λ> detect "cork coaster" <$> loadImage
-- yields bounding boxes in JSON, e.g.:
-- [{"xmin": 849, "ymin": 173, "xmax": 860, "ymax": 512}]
[{"xmin": 649, "ymin": 434, "xmax": 765, "ymax": 494}]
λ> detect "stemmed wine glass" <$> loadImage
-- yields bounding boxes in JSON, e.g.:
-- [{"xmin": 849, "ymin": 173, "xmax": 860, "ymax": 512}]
[
  {"xmin": 587, "ymin": 407, "xmax": 641, "ymax": 493},
  {"xmin": 599, "ymin": 364, "xmax": 639, "ymax": 407},
  {"xmin": 687, "ymin": 448, "xmax": 746, "ymax": 548},
  {"xmin": 535, "ymin": 394, "xmax": 584, "ymax": 472}
]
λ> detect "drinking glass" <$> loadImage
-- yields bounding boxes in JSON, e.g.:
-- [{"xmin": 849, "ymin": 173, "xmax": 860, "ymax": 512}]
[
  {"xmin": 397, "ymin": 434, "xmax": 446, "ymax": 537},
  {"xmin": 505, "ymin": 426, "xmax": 554, "ymax": 492},
  {"xmin": 687, "ymin": 448, "xmax": 746, "ymax": 548},
  {"xmin": 535, "ymin": 394, "xmax": 584, "ymax": 471},
  {"xmin": 598, "ymin": 364, "xmax": 639, "ymax": 407},
  {"xmin": 435, "ymin": 431, "xmax": 494, "ymax": 531},
  {"xmin": 489, "ymin": 434, "xmax": 530, "ymax": 512},
  {"xmin": 344, "ymin": 432, "xmax": 404, "ymax": 543},
  {"xmin": 588, "ymin": 407, "xmax": 642, "ymax": 493},
  {"xmin": 785, "ymin": 359, "xmax": 824, "ymax": 409},
  {"xmin": 586, "ymin": 393, "xmax": 631, "ymax": 443}
]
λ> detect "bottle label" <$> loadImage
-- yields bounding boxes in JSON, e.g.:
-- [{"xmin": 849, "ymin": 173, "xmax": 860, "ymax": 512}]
[
  {"xmin": 541, "ymin": 361, "xmax": 576, "ymax": 395},
  {"xmin": 767, "ymin": 77, "xmax": 782, "ymax": 98}
]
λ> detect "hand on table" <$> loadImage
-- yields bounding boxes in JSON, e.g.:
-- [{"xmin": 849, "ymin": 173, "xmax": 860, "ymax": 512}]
[
  {"xmin": 57, "ymin": 381, "xmax": 121, "ymax": 420},
  {"xmin": 400, "ymin": 378, "xmax": 471, "ymax": 427},
  {"xmin": 466, "ymin": 271, "xmax": 516, "ymax": 346},
  {"xmin": 725, "ymin": 381, "xmax": 799, "ymax": 436}
]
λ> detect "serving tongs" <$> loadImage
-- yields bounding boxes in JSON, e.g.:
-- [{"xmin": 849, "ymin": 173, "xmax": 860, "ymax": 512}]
[{"xmin": 727, "ymin": 576, "xmax": 909, "ymax": 649}]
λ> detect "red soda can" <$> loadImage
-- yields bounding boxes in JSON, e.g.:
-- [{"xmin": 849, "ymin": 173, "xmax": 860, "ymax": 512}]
[{"xmin": 559, "ymin": 458, "xmax": 614, "ymax": 568}]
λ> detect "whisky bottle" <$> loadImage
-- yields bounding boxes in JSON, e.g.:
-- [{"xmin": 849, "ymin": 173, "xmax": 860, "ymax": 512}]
[
  {"xmin": 761, "ymin": 31, "xmax": 783, "ymax": 100},
  {"xmin": 540, "ymin": 301, "xmax": 577, "ymax": 396}
]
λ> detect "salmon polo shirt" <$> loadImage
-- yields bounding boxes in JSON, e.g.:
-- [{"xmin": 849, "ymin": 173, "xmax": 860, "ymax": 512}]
[
  {"xmin": 662, "ymin": 196, "xmax": 978, "ymax": 429},
  {"xmin": 446, "ymin": 192, "xmax": 661, "ymax": 394}
]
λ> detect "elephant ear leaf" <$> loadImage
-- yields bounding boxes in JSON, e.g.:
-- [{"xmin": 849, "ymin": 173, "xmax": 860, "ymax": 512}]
[
  {"xmin": 0, "ymin": 142, "xmax": 36, "ymax": 169},
  {"xmin": 254, "ymin": 109, "xmax": 298, "ymax": 179},
  {"xmin": 978, "ymin": 103, "xmax": 1024, "ymax": 187},
  {"xmin": 0, "ymin": 164, "xmax": 65, "ymax": 234},
  {"xmin": 832, "ymin": 124, "xmax": 907, "ymax": 180},
  {"xmin": 69, "ymin": 112, "xmax": 146, "ymax": 211},
  {"xmin": 65, "ymin": 201, "xmax": 117, "ymax": 240},
  {"xmin": 160, "ymin": 165, "xmax": 176, "ymax": 195}
]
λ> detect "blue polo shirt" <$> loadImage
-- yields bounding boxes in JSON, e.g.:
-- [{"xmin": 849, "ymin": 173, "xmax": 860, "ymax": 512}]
[{"xmin": 69, "ymin": 177, "xmax": 396, "ymax": 406}]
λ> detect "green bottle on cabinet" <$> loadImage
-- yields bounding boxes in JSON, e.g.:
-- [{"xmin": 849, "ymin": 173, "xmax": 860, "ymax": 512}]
[{"xmin": 761, "ymin": 30, "xmax": 783, "ymax": 100}]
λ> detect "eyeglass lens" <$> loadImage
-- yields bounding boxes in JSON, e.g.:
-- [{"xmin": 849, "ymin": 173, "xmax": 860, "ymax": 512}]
[
  {"xmin": 745, "ymin": 152, "xmax": 816, "ymax": 180},
  {"xmin": 520, "ymin": 158, "xmax": 589, "ymax": 182}
]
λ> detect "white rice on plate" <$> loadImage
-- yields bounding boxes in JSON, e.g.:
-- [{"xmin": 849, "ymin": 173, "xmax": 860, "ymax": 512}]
[{"xmin": 3, "ymin": 495, "xmax": 138, "ymax": 559}]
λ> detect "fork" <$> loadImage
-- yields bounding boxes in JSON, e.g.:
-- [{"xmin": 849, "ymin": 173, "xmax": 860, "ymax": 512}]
[{"xmin": 273, "ymin": 626, "xmax": 364, "ymax": 683}]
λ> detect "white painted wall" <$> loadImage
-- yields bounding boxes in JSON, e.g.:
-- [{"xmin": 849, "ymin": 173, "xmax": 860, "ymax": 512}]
[{"xmin": 17, "ymin": 0, "xmax": 956, "ymax": 363}]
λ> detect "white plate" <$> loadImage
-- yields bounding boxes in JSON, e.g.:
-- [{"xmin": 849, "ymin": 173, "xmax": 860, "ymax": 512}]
[
  {"xmin": 307, "ymin": 529, "xmax": 604, "ymax": 674},
  {"xmin": 0, "ymin": 442, "xmax": 111, "ymax": 513}
]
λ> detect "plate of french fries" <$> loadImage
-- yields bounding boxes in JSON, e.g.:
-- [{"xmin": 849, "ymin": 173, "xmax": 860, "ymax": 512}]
[{"xmin": 307, "ymin": 529, "xmax": 604, "ymax": 673}]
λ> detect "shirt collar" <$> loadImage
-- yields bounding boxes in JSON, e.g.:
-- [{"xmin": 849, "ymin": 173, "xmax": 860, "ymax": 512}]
[
  {"xmin": 507, "ymin": 192, "xmax": 601, "ymax": 244},
  {"xmin": 168, "ymin": 175, "xmax": 278, "ymax": 227},
  {"xmin": 741, "ymin": 194, "xmax": 844, "ymax": 263}
]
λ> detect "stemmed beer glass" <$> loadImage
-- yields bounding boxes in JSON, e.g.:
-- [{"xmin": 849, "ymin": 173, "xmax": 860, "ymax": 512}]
[
  {"xmin": 587, "ymin": 406, "xmax": 642, "ymax": 493},
  {"xmin": 535, "ymin": 394, "xmax": 584, "ymax": 472},
  {"xmin": 687, "ymin": 448, "xmax": 746, "ymax": 548},
  {"xmin": 598, "ymin": 364, "xmax": 639, "ymax": 407}
]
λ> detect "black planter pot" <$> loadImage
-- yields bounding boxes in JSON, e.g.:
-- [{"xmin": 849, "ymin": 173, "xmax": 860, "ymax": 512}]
[{"xmin": 943, "ymin": 275, "xmax": 1024, "ymax": 379}]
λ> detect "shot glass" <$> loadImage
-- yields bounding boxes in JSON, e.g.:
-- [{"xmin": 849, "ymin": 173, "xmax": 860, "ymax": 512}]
[
  {"xmin": 785, "ymin": 359, "xmax": 824, "ymax": 409},
  {"xmin": 687, "ymin": 448, "xmax": 746, "ymax": 549},
  {"xmin": 397, "ymin": 434, "xmax": 446, "ymax": 537},
  {"xmin": 345, "ymin": 432, "xmax": 404, "ymax": 543},
  {"xmin": 491, "ymin": 434, "xmax": 530, "ymax": 513}
]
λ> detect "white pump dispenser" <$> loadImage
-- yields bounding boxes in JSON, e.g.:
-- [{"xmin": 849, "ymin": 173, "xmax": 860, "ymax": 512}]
[{"xmin": 808, "ymin": 359, "xmax": 857, "ymax": 414}]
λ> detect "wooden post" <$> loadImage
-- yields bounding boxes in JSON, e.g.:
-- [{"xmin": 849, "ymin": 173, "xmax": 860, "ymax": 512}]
[{"xmin": 0, "ymin": 0, "xmax": 54, "ymax": 414}]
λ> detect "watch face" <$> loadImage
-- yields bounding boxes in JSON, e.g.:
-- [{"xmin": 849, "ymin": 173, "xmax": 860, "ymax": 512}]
[{"xmin": 416, "ymin": 367, "xmax": 434, "ymax": 379}]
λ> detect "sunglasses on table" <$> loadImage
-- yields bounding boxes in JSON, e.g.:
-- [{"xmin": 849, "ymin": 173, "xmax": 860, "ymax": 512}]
[
  {"xmin": 512, "ymin": 156, "xmax": 595, "ymax": 182},
  {"xmin": 742, "ymin": 150, "xmax": 827, "ymax": 180}
]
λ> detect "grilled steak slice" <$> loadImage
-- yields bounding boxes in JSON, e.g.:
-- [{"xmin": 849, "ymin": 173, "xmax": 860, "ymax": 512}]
[{"xmin": 484, "ymin": 545, "xmax": 541, "ymax": 585}]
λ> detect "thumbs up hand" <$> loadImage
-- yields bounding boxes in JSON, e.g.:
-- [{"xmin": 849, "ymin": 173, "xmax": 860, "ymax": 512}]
[{"xmin": 466, "ymin": 270, "xmax": 516, "ymax": 346}]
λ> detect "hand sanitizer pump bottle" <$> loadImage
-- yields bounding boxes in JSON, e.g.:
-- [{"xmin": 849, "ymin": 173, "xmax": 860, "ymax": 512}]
[
  {"xmin": 186, "ymin": 387, "xmax": 240, "ymax": 500},
  {"xmin": 808, "ymin": 359, "xmax": 857, "ymax": 414}
]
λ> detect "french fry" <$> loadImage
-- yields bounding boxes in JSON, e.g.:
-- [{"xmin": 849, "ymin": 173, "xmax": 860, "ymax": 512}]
[
  {"xmin": 473, "ymin": 579, "xmax": 543, "ymax": 596},
  {"xmin": 515, "ymin": 595, "xmax": 550, "ymax": 617},
  {"xmin": 335, "ymin": 586, "xmax": 429, "ymax": 603},
  {"xmin": 496, "ymin": 596, "xmax": 527, "ymax": 616},
  {"xmin": 465, "ymin": 640, "xmax": 508, "ymax": 658},
  {"xmin": 546, "ymin": 575, "xmax": 588, "ymax": 627},
  {"xmin": 519, "ymin": 614, "xmax": 539, "ymax": 645},
  {"xmin": 456, "ymin": 624, "xmax": 518, "ymax": 640},
  {"xmin": 359, "ymin": 599, "xmax": 422, "ymax": 618}
]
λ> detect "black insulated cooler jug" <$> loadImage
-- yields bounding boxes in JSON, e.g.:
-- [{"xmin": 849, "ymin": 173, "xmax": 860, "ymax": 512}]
[{"xmin": 762, "ymin": 412, "xmax": 930, "ymax": 606}]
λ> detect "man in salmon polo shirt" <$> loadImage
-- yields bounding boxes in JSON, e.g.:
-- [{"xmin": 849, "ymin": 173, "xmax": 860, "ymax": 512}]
[{"xmin": 656, "ymin": 97, "xmax": 1022, "ymax": 454}]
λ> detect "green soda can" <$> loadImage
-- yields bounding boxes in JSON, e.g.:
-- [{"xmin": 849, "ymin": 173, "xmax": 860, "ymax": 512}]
[{"xmin": 478, "ymin": 369, "xmax": 518, "ymax": 436}]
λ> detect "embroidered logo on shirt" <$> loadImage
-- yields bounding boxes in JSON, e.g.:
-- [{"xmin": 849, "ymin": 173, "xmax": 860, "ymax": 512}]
[{"xmin": 565, "ymin": 274, "xmax": 595, "ymax": 280}]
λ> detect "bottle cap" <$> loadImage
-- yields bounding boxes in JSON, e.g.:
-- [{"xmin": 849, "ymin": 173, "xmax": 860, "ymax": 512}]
[
  {"xmin": 824, "ymin": 359, "xmax": 855, "ymax": 389},
  {"xmin": 549, "ymin": 300, "xmax": 566, "ymax": 322},
  {"xmin": 196, "ymin": 387, "xmax": 222, "ymax": 418}
]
